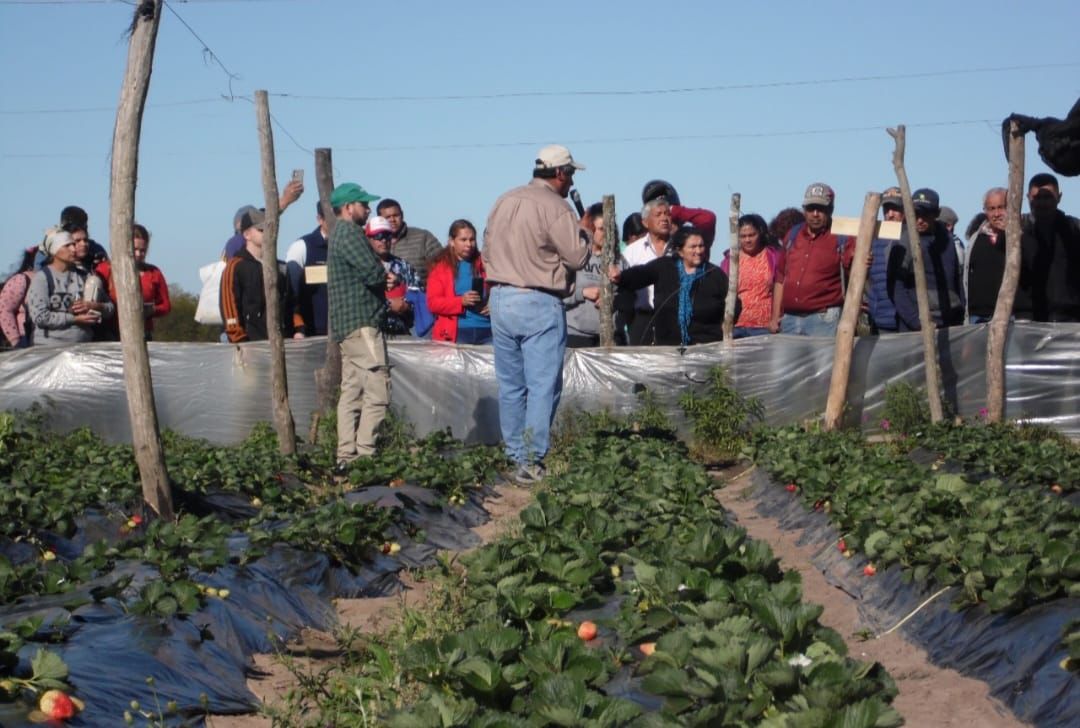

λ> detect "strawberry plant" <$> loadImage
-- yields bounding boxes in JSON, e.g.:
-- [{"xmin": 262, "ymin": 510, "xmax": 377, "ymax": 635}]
[
  {"xmin": 751, "ymin": 426, "xmax": 1080, "ymax": 613},
  {"xmin": 291, "ymin": 412, "xmax": 900, "ymax": 726},
  {"xmin": 913, "ymin": 420, "xmax": 1080, "ymax": 494}
]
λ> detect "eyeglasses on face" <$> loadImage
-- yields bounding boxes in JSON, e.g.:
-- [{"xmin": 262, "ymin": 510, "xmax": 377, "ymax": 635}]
[{"xmin": 370, "ymin": 232, "xmax": 394, "ymax": 242}]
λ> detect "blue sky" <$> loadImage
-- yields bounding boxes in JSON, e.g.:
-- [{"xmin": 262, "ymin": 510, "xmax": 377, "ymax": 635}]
[{"xmin": 2, "ymin": 0, "xmax": 1079, "ymax": 293}]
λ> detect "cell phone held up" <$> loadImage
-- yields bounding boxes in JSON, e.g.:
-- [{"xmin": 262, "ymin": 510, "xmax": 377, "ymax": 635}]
[
  {"xmin": 469, "ymin": 277, "xmax": 486, "ymax": 310},
  {"xmin": 291, "ymin": 169, "xmax": 304, "ymax": 185}
]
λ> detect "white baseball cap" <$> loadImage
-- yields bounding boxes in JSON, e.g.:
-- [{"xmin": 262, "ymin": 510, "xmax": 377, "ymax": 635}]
[{"xmin": 535, "ymin": 144, "xmax": 585, "ymax": 171}]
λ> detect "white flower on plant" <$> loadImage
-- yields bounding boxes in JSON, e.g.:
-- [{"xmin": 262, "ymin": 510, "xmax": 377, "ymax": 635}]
[{"xmin": 788, "ymin": 653, "xmax": 812, "ymax": 668}]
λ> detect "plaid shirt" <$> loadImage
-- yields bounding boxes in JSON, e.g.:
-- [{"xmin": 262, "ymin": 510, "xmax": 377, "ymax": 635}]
[{"xmin": 328, "ymin": 218, "xmax": 385, "ymax": 341}]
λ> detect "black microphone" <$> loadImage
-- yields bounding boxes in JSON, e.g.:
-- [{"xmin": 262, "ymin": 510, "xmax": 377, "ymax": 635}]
[{"xmin": 569, "ymin": 189, "xmax": 586, "ymax": 218}]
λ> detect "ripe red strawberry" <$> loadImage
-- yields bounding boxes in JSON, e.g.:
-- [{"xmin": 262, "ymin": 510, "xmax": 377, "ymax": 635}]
[
  {"xmin": 785, "ymin": 483, "xmax": 797, "ymax": 493},
  {"xmin": 863, "ymin": 564, "xmax": 877, "ymax": 577},
  {"xmin": 837, "ymin": 539, "xmax": 846, "ymax": 552},
  {"xmin": 40, "ymin": 689, "xmax": 76, "ymax": 720}
]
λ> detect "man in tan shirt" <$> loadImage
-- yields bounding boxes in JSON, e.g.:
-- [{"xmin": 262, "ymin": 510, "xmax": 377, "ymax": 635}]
[{"xmin": 483, "ymin": 144, "xmax": 590, "ymax": 485}]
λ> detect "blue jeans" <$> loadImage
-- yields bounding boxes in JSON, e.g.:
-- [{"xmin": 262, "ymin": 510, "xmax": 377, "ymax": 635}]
[
  {"xmin": 969, "ymin": 314, "xmax": 991, "ymax": 325},
  {"xmin": 781, "ymin": 307, "xmax": 841, "ymax": 337},
  {"xmin": 489, "ymin": 286, "xmax": 566, "ymax": 465},
  {"xmin": 733, "ymin": 326, "xmax": 771, "ymax": 339}
]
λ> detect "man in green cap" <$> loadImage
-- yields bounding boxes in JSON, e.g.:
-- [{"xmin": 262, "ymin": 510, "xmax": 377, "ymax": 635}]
[{"xmin": 326, "ymin": 182, "xmax": 390, "ymax": 473}]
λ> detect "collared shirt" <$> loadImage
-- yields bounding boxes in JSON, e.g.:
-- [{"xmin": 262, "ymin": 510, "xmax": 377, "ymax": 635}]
[
  {"xmin": 327, "ymin": 218, "xmax": 386, "ymax": 341},
  {"xmin": 482, "ymin": 178, "xmax": 589, "ymax": 295},
  {"xmin": 780, "ymin": 224, "xmax": 853, "ymax": 314},
  {"xmin": 622, "ymin": 234, "xmax": 668, "ymax": 309}
]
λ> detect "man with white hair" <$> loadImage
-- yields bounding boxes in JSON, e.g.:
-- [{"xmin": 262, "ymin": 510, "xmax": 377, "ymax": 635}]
[
  {"xmin": 482, "ymin": 144, "xmax": 590, "ymax": 484},
  {"xmin": 965, "ymin": 188, "xmax": 1010, "ymax": 323}
]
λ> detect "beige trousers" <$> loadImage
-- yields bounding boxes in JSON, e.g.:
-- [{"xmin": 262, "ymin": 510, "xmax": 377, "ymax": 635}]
[{"xmin": 336, "ymin": 326, "xmax": 390, "ymax": 461}]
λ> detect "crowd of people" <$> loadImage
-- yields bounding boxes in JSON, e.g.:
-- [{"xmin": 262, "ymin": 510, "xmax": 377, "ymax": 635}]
[
  {"xmin": 1, "ymin": 207, "xmax": 171, "ymax": 349},
  {"xmin": 3, "ymin": 147, "xmax": 1078, "ymax": 483}
]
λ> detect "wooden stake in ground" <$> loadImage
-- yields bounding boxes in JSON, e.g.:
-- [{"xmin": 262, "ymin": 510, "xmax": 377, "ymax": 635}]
[
  {"xmin": 824, "ymin": 192, "xmax": 881, "ymax": 430},
  {"xmin": 109, "ymin": 0, "xmax": 173, "ymax": 520},
  {"xmin": 888, "ymin": 125, "xmax": 944, "ymax": 423},
  {"xmin": 309, "ymin": 147, "xmax": 340, "ymax": 443},
  {"xmin": 254, "ymin": 90, "xmax": 296, "ymax": 455},
  {"xmin": 722, "ymin": 193, "xmax": 741, "ymax": 342},
  {"xmin": 599, "ymin": 195, "xmax": 617, "ymax": 348},
  {"xmin": 986, "ymin": 120, "xmax": 1025, "ymax": 422}
]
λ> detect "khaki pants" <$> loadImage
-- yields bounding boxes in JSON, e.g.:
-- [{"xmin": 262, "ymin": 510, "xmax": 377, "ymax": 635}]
[{"xmin": 336, "ymin": 326, "xmax": 390, "ymax": 462}]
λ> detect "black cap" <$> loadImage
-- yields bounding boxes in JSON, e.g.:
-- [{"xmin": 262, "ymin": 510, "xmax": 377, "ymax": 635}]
[{"xmin": 911, "ymin": 188, "xmax": 940, "ymax": 213}]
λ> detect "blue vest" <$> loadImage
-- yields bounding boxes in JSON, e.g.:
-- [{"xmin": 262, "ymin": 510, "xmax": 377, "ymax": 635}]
[
  {"xmin": 866, "ymin": 237, "xmax": 897, "ymax": 331},
  {"xmin": 298, "ymin": 228, "xmax": 328, "ymax": 336}
]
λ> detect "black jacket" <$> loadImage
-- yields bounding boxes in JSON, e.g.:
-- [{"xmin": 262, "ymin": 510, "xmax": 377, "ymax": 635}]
[
  {"xmin": 220, "ymin": 247, "xmax": 295, "ymax": 342},
  {"xmin": 618, "ymin": 257, "xmax": 736, "ymax": 345},
  {"xmin": 1019, "ymin": 211, "xmax": 1080, "ymax": 322}
]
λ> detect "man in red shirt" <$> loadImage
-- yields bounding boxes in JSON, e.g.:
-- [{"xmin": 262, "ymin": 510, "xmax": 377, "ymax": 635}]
[{"xmin": 779, "ymin": 182, "xmax": 854, "ymax": 336}]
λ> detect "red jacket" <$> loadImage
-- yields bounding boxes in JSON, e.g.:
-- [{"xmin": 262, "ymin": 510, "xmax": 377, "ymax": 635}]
[
  {"xmin": 426, "ymin": 258, "xmax": 486, "ymax": 343},
  {"xmin": 96, "ymin": 260, "xmax": 172, "ymax": 334}
]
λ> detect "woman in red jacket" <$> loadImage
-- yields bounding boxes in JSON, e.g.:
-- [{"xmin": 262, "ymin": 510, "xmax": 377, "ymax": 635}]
[
  {"xmin": 96, "ymin": 224, "xmax": 171, "ymax": 340},
  {"xmin": 426, "ymin": 219, "xmax": 491, "ymax": 344}
]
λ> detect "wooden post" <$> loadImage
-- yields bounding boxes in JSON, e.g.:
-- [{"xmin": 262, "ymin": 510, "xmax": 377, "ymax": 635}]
[
  {"xmin": 109, "ymin": 0, "xmax": 173, "ymax": 520},
  {"xmin": 986, "ymin": 121, "xmax": 1025, "ymax": 422},
  {"xmin": 309, "ymin": 148, "xmax": 340, "ymax": 443},
  {"xmin": 599, "ymin": 194, "xmax": 617, "ymax": 348},
  {"xmin": 254, "ymin": 90, "xmax": 297, "ymax": 455},
  {"xmin": 722, "ymin": 193, "xmax": 741, "ymax": 342},
  {"xmin": 824, "ymin": 192, "xmax": 881, "ymax": 430},
  {"xmin": 888, "ymin": 125, "xmax": 944, "ymax": 423}
]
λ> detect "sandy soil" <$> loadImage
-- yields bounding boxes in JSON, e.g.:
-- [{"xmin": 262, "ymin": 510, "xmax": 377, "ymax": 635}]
[
  {"xmin": 713, "ymin": 466, "xmax": 1026, "ymax": 728},
  {"xmin": 207, "ymin": 483, "xmax": 532, "ymax": 728}
]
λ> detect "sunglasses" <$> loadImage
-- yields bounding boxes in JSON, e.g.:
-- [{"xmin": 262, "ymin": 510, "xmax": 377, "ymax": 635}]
[{"xmin": 370, "ymin": 232, "xmax": 394, "ymax": 242}]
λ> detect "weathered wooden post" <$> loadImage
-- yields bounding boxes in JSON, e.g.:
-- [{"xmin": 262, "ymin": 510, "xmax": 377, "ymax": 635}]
[
  {"xmin": 308, "ymin": 148, "xmax": 341, "ymax": 443},
  {"xmin": 722, "ymin": 193, "xmax": 741, "ymax": 343},
  {"xmin": 888, "ymin": 125, "xmax": 944, "ymax": 423},
  {"xmin": 986, "ymin": 120, "xmax": 1025, "ymax": 422},
  {"xmin": 254, "ymin": 90, "xmax": 296, "ymax": 455},
  {"xmin": 109, "ymin": 0, "xmax": 173, "ymax": 520},
  {"xmin": 599, "ymin": 194, "xmax": 617, "ymax": 348},
  {"xmin": 824, "ymin": 192, "xmax": 881, "ymax": 430}
]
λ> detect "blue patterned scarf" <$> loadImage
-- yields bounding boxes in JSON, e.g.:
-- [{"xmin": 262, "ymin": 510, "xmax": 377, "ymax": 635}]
[{"xmin": 677, "ymin": 263, "xmax": 706, "ymax": 346}]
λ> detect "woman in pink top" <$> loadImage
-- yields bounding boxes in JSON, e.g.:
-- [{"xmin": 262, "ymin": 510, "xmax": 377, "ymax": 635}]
[
  {"xmin": 0, "ymin": 247, "xmax": 38, "ymax": 349},
  {"xmin": 720, "ymin": 214, "xmax": 785, "ymax": 338}
]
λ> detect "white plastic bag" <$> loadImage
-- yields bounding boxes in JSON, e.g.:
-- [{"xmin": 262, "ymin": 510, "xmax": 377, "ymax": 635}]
[{"xmin": 194, "ymin": 261, "xmax": 225, "ymax": 325}]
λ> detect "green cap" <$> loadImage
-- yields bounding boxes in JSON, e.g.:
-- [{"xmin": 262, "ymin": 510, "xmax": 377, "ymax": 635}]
[{"xmin": 330, "ymin": 182, "xmax": 380, "ymax": 207}]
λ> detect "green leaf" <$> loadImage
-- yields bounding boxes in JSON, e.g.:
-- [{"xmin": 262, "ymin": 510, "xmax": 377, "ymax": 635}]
[
  {"xmin": 30, "ymin": 649, "xmax": 68, "ymax": 682},
  {"xmin": 531, "ymin": 674, "xmax": 585, "ymax": 727},
  {"xmin": 154, "ymin": 595, "xmax": 179, "ymax": 617},
  {"xmin": 641, "ymin": 665, "xmax": 692, "ymax": 697},
  {"xmin": 863, "ymin": 530, "xmax": 889, "ymax": 559},
  {"xmin": 589, "ymin": 697, "xmax": 643, "ymax": 727},
  {"xmin": 454, "ymin": 655, "xmax": 502, "ymax": 694}
]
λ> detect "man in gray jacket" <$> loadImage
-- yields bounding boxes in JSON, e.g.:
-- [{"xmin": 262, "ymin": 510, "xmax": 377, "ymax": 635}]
[{"xmin": 377, "ymin": 198, "xmax": 443, "ymax": 288}]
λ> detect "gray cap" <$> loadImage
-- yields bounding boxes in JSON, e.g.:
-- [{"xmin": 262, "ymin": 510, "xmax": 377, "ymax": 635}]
[
  {"xmin": 233, "ymin": 205, "xmax": 259, "ymax": 232},
  {"xmin": 938, "ymin": 206, "xmax": 959, "ymax": 226}
]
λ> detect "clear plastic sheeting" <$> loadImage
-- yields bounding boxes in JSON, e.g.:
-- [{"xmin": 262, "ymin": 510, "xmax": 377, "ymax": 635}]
[{"xmin": 1, "ymin": 323, "xmax": 1078, "ymax": 444}]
